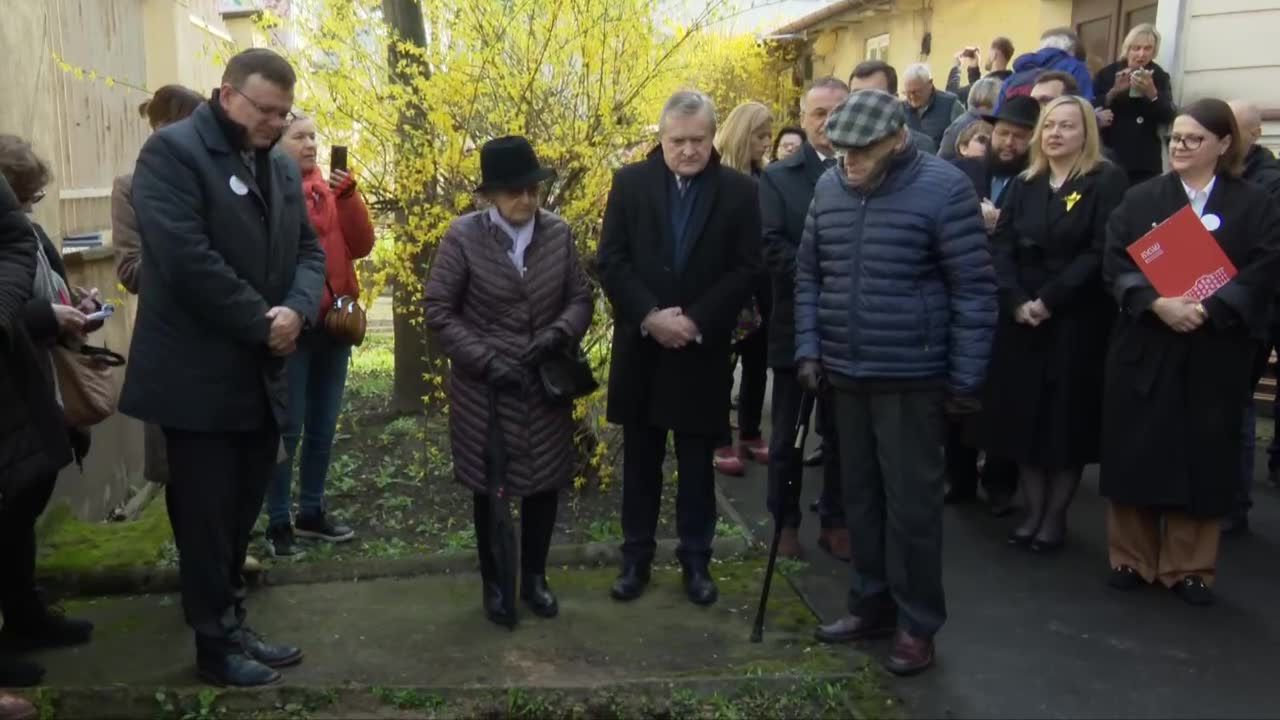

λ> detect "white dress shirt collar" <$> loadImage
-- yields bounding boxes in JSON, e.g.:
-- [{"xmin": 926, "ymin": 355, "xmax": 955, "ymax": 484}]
[{"xmin": 1182, "ymin": 176, "xmax": 1217, "ymax": 218}]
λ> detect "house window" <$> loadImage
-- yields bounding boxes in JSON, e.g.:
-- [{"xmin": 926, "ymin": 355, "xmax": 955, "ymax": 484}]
[{"xmin": 866, "ymin": 34, "xmax": 890, "ymax": 61}]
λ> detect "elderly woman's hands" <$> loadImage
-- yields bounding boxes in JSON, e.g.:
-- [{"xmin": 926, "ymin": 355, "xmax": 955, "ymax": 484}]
[
  {"xmin": 522, "ymin": 327, "xmax": 568, "ymax": 365},
  {"xmin": 485, "ymin": 355, "xmax": 525, "ymax": 390}
]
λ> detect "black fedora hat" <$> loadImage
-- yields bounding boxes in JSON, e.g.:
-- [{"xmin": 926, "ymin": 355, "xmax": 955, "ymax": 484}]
[
  {"xmin": 475, "ymin": 136, "xmax": 556, "ymax": 193},
  {"xmin": 983, "ymin": 95, "xmax": 1041, "ymax": 130}
]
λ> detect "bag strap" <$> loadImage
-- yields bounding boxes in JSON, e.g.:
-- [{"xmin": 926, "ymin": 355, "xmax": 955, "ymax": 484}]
[{"xmin": 78, "ymin": 345, "xmax": 126, "ymax": 367}]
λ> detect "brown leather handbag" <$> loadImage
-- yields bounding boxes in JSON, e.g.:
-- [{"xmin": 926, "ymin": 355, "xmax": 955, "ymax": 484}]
[
  {"xmin": 322, "ymin": 280, "xmax": 367, "ymax": 347},
  {"xmin": 52, "ymin": 343, "xmax": 125, "ymax": 427}
]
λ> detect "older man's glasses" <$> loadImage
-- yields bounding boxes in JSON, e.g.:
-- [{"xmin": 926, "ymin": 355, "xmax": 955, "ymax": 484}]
[
  {"xmin": 1169, "ymin": 133, "xmax": 1206, "ymax": 151},
  {"xmin": 229, "ymin": 86, "xmax": 296, "ymax": 123}
]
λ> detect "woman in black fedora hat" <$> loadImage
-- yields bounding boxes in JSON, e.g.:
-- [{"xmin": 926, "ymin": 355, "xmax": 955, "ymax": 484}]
[{"xmin": 424, "ymin": 136, "xmax": 593, "ymax": 627}]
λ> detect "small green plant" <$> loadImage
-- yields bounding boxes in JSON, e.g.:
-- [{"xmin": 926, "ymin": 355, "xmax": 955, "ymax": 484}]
[
  {"xmin": 372, "ymin": 687, "xmax": 446, "ymax": 712},
  {"xmin": 360, "ymin": 537, "xmax": 414, "ymax": 559},
  {"xmin": 442, "ymin": 526, "xmax": 476, "ymax": 551},
  {"xmin": 380, "ymin": 415, "xmax": 419, "ymax": 444},
  {"xmin": 507, "ymin": 688, "xmax": 557, "ymax": 719},
  {"xmin": 585, "ymin": 518, "xmax": 622, "ymax": 543},
  {"xmin": 181, "ymin": 688, "xmax": 223, "ymax": 720},
  {"xmin": 775, "ymin": 557, "xmax": 810, "ymax": 576}
]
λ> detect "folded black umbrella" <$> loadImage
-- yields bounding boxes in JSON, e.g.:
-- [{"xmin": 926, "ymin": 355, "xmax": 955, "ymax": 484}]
[{"xmin": 485, "ymin": 390, "xmax": 518, "ymax": 628}]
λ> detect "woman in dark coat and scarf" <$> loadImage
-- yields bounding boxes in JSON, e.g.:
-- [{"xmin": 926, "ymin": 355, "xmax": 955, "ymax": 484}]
[
  {"xmin": 1101, "ymin": 99, "xmax": 1280, "ymax": 606},
  {"xmin": 424, "ymin": 136, "xmax": 593, "ymax": 627},
  {"xmin": 1092, "ymin": 24, "xmax": 1176, "ymax": 187},
  {"xmin": 982, "ymin": 96, "xmax": 1129, "ymax": 553},
  {"xmin": 0, "ymin": 137, "xmax": 94, "ymax": 687}
]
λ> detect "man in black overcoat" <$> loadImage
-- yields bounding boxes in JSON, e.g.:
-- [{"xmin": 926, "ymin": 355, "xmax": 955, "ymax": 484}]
[
  {"xmin": 122, "ymin": 49, "xmax": 326, "ymax": 687},
  {"xmin": 598, "ymin": 90, "xmax": 762, "ymax": 606}
]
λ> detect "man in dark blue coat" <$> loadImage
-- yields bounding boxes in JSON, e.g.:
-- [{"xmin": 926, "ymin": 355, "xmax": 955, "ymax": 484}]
[
  {"xmin": 123, "ymin": 48, "xmax": 326, "ymax": 687},
  {"xmin": 798, "ymin": 90, "xmax": 996, "ymax": 676},
  {"xmin": 760, "ymin": 76, "xmax": 850, "ymax": 561}
]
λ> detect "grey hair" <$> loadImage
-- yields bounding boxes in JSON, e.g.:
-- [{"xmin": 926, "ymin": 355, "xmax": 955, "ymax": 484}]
[
  {"xmin": 659, "ymin": 91, "xmax": 717, "ymax": 134},
  {"xmin": 1039, "ymin": 29, "xmax": 1077, "ymax": 53},
  {"xmin": 800, "ymin": 76, "xmax": 850, "ymax": 112},
  {"xmin": 903, "ymin": 63, "xmax": 932, "ymax": 84},
  {"xmin": 967, "ymin": 77, "xmax": 1002, "ymax": 112}
]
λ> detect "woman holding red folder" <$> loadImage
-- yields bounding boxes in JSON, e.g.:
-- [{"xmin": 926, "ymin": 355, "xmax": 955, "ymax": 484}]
[
  {"xmin": 1101, "ymin": 99, "xmax": 1280, "ymax": 605},
  {"xmin": 982, "ymin": 96, "xmax": 1128, "ymax": 554}
]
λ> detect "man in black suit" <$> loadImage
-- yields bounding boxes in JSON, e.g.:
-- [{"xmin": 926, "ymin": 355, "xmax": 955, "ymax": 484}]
[
  {"xmin": 123, "ymin": 49, "xmax": 326, "ymax": 687},
  {"xmin": 760, "ymin": 76, "xmax": 851, "ymax": 561},
  {"xmin": 598, "ymin": 91, "xmax": 762, "ymax": 606}
]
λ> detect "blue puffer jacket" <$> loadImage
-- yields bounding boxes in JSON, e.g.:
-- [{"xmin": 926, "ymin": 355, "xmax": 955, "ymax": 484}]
[{"xmin": 794, "ymin": 143, "xmax": 997, "ymax": 396}]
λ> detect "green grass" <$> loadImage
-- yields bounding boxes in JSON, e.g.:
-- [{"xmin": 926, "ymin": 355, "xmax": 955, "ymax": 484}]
[
  {"xmin": 36, "ymin": 498, "xmax": 172, "ymax": 575},
  {"xmin": 346, "ymin": 332, "xmax": 394, "ymax": 401}
]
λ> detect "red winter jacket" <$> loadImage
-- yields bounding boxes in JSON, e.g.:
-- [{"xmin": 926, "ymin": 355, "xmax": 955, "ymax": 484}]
[{"xmin": 302, "ymin": 167, "xmax": 375, "ymax": 318}]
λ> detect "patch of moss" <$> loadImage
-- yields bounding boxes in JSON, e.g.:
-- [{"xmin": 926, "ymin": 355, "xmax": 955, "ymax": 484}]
[{"xmin": 35, "ymin": 496, "xmax": 172, "ymax": 575}]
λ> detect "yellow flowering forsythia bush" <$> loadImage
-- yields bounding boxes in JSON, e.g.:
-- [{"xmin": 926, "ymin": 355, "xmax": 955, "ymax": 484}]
[{"xmin": 268, "ymin": 0, "xmax": 793, "ymax": 490}]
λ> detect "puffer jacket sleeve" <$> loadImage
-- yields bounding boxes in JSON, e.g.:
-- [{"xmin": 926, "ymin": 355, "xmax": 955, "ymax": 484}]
[
  {"xmin": 794, "ymin": 196, "xmax": 821, "ymax": 362},
  {"xmin": 424, "ymin": 221, "xmax": 497, "ymax": 377},
  {"xmin": 934, "ymin": 177, "xmax": 997, "ymax": 396},
  {"xmin": 548, "ymin": 228, "xmax": 593, "ymax": 342}
]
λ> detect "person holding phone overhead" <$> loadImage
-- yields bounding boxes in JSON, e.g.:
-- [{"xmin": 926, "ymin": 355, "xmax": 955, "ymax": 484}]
[
  {"xmin": 265, "ymin": 116, "xmax": 375, "ymax": 558},
  {"xmin": 1101, "ymin": 99, "xmax": 1280, "ymax": 606}
]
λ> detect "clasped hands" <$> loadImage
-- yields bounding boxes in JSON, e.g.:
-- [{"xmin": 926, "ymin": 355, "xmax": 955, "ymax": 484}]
[
  {"xmin": 642, "ymin": 307, "xmax": 700, "ymax": 349},
  {"xmin": 1152, "ymin": 296, "xmax": 1207, "ymax": 333},
  {"xmin": 1015, "ymin": 299, "xmax": 1052, "ymax": 327},
  {"xmin": 266, "ymin": 306, "xmax": 302, "ymax": 356}
]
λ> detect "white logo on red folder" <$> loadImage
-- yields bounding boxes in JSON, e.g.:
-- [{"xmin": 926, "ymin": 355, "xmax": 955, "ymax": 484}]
[
  {"xmin": 1185, "ymin": 268, "xmax": 1232, "ymax": 301},
  {"xmin": 1139, "ymin": 243, "xmax": 1164, "ymax": 263}
]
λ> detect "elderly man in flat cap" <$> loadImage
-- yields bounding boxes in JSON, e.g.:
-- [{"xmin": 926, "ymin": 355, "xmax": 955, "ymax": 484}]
[{"xmin": 795, "ymin": 89, "xmax": 996, "ymax": 675}]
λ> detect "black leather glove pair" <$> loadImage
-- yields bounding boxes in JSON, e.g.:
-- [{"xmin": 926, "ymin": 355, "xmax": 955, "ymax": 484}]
[
  {"xmin": 797, "ymin": 360, "xmax": 825, "ymax": 394},
  {"xmin": 485, "ymin": 355, "xmax": 525, "ymax": 390},
  {"xmin": 521, "ymin": 327, "xmax": 568, "ymax": 365}
]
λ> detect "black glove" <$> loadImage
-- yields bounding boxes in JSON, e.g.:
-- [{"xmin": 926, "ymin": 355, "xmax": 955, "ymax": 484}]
[
  {"xmin": 944, "ymin": 394, "xmax": 982, "ymax": 417},
  {"xmin": 485, "ymin": 355, "xmax": 524, "ymax": 390},
  {"xmin": 797, "ymin": 359, "xmax": 824, "ymax": 394},
  {"xmin": 521, "ymin": 327, "xmax": 568, "ymax": 365}
]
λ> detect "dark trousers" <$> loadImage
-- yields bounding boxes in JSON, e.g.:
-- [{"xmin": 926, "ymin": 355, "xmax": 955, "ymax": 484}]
[
  {"xmin": 720, "ymin": 328, "xmax": 770, "ymax": 446},
  {"xmin": 944, "ymin": 422, "xmax": 1017, "ymax": 501},
  {"xmin": 0, "ymin": 471, "xmax": 58, "ymax": 622},
  {"xmin": 834, "ymin": 389, "xmax": 947, "ymax": 638},
  {"xmin": 621, "ymin": 425, "xmax": 717, "ymax": 567},
  {"xmin": 473, "ymin": 490, "xmax": 558, "ymax": 578},
  {"xmin": 164, "ymin": 424, "xmax": 277, "ymax": 654},
  {"xmin": 767, "ymin": 371, "xmax": 844, "ymax": 529}
]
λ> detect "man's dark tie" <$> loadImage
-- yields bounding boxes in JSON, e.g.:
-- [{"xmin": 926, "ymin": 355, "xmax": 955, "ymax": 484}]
[{"xmin": 822, "ymin": 157, "xmax": 836, "ymax": 169}]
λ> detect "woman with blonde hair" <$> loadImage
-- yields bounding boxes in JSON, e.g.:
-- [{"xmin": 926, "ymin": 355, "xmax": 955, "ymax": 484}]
[
  {"xmin": 981, "ymin": 95, "xmax": 1128, "ymax": 554},
  {"xmin": 710, "ymin": 101, "xmax": 773, "ymax": 475},
  {"xmin": 1092, "ymin": 23, "xmax": 1175, "ymax": 185}
]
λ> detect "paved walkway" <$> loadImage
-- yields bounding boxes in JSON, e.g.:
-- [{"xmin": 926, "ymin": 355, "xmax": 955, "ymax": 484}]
[{"xmin": 716, "ymin": 416, "xmax": 1280, "ymax": 718}]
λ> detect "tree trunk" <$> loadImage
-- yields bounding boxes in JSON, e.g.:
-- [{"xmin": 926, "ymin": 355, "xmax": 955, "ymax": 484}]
[{"xmin": 383, "ymin": 0, "xmax": 433, "ymax": 414}]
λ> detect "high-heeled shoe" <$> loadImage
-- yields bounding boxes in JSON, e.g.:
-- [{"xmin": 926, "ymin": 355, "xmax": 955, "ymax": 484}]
[
  {"xmin": 1028, "ymin": 536, "xmax": 1065, "ymax": 554},
  {"xmin": 1006, "ymin": 529, "xmax": 1034, "ymax": 547}
]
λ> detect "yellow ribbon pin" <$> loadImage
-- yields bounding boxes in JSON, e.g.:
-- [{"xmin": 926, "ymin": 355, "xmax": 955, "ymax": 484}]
[{"xmin": 1064, "ymin": 191, "xmax": 1082, "ymax": 212}]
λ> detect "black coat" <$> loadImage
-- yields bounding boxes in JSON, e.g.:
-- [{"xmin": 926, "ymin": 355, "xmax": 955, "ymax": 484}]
[
  {"xmin": 598, "ymin": 148, "xmax": 762, "ymax": 434},
  {"xmin": 952, "ymin": 156, "xmax": 1015, "ymax": 207},
  {"xmin": 121, "ymin": 101, "xmax": 326, "ymax": 432},
  {"xmin": 760, "ymin": 143, "xmax": 827, "ymax": 369},
  {"xmin": 1093, "ymin": 62, "xmax": 1176, "ymax": 180},
  {"xmin": 0, "ymin": 180, "xmax": 70, "ymax": 499},
  {"xmin": 981, "ymin": 163, "xmax": 1128, "ymax": 468},
  {"xmin": 1101, "ymin": 173, "xmax": 1280, "ymax": 516},
  {"xmin": 1243, "ymin": 144, "xmax": 1280, "ymax": 202}
]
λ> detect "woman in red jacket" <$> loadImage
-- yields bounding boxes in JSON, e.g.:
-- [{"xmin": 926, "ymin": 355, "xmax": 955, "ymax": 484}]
[{"xmin": 267, "ymin": 115, "xmax": 375, "ymax": 557}]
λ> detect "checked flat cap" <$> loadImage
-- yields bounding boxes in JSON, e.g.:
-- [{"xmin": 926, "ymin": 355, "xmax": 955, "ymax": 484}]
[{"xmin": 825, "ymin": 89, "xmax": 906, "ymax": 149}]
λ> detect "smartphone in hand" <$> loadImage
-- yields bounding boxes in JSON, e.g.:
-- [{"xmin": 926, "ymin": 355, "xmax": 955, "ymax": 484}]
[{"xmin": 331, "ymin": 145, "xmax": 348, "ymax": 176}]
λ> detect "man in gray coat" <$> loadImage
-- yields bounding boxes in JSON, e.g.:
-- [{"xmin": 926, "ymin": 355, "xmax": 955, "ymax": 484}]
[{"xmin": 123, "ymin": 48, "xmax": 325, "ymax": 687}]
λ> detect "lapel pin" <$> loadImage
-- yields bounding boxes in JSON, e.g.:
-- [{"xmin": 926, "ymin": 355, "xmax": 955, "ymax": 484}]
[
  {"xmin": 1064, "ymin": 191, "xmax": 1082, "ymax": 212},
  {"xmin": 1201, "ymin": 214, "xmax": 1221, "ymax": 232},
  {"xmin": 229, "ymin": 175, "xmax": 249, "ymax": 196}
]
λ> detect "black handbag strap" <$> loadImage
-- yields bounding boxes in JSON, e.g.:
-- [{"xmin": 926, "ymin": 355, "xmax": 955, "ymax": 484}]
[{"xmin": 79, "ymin": 345, "xmax": 126, "ymax": 367}]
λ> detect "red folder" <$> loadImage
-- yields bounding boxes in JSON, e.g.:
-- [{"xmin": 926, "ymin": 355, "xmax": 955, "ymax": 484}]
[{"xmin": 1125, "ymin": 205, "xmax": 1237, "ymax": 301}]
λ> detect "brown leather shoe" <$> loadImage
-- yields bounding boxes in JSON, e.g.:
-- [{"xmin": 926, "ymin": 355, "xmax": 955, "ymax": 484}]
[
  {"xmin": 814, "ymin": 612, "xmax": 896, "ymax": 644},
  {"xmin": 778, "ymin": 528, "xmax": 803, "ymax": 560},
  {"xmin": 0, "ymin": 693, "xmax": 36, "ymax": 720},
  {"xmin": 884, "ymin": 629, "xmax": 935, "ymax": 676},
  {"xmin": 818, "ymin": 528, "xmax": 851, "ymax": 562}
]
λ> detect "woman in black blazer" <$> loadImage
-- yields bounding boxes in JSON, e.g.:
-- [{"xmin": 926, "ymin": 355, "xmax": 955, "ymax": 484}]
[
  {"xmin": 982, "ymin": 96, "xmax": 1129, "ymax": 553},
  {"xmin": 1093, "ymin": 24, "xmax": 1176, "ymax": 186},
  {"xmin": 1101, "ymin": 99, "xmax": 1280, "ymax": 605}
]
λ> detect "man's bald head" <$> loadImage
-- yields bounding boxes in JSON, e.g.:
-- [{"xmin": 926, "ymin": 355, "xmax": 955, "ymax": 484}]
[{"xmin": 1230, "ymin": 100, "xmax": 1262, "ymax": 143}]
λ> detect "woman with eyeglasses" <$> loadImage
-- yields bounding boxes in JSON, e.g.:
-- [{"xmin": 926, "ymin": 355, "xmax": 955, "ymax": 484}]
[
  {"xmin": 980, "ymin": 96, "xmax": 1128, "ymax": 554},
  {"xmin": 1101, "ymin": 98, "xmax": 1280, "ymax": 605}
]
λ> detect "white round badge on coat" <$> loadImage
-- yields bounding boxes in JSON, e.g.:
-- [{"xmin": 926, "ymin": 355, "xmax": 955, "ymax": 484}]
[
  {"xmin": 229, "ymin": 176, "xmax": 249, "ymax": 196},
  {"xmin": 1202, "ymin": 214, "xmax": 1221, "ymax": 232}
]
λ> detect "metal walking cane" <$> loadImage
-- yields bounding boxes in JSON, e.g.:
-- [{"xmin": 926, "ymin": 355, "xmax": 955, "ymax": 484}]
[{"xmin": 750, "ymin": 390, "xmax": 816, "ymax": 642}]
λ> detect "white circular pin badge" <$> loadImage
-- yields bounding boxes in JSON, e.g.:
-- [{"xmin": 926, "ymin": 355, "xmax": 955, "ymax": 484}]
[
  {"xmin": 229, "ymin": 176, "xmax": 249, "ymax": 196},
  {"xmin": 1202, "ymin": 214, "xmax": 1221, "ymax": 231}
]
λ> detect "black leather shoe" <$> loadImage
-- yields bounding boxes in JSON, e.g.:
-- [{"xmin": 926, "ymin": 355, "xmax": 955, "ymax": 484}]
[
  {"xmin": 231, "ymin": 627, "xmax": 302, "ymax": 668},
  {"xmin": 814, "ymin": 612, "xmax": 897, "ymax": 643},
  {"xmin": 1173, "ymin": 575, "xmax": 1214, "ymax": 606},
  {"xmin": 0, "ymin": 603, "xmax": 93, "ymax": 652},
  {"xmin": 0, "ymin": 655, "xmax": 45, "ymax": 687},
  {"xmin": 196, "ymin": 652, "xmax": 281, "ymax": 687},
  {"xmin": 610, "ymin": 563, "xmax": 651, "ymax": 602},
  {"xmin": 521, "ymin": 575, "xmax": 559, "ymax": 618},
  {"xmin": 483, "ymin": 582, "xmax": 517, "ymax": 628},
  {"xmin": 1108, "ymin": 565, "xmax": 1143, "ymax": 591},
  {"xmin": 1006, "ymin": 529, "xmax": 1034, "ymax": 547},
  {"xmin": 681, "ymin": 564, "xmax": 718, "ymax": 606},
  {"xmin": 1029, "ymin": 536, "xmax": 1065, "ymax": 554}
]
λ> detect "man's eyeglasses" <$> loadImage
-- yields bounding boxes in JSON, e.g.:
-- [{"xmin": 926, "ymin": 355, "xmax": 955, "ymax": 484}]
[
  {"xmin": 1169, "ymin": 133, "xmax": 1206, "ymax": 151},
  {"xmin": 229, "ymin": 86, "xmax": 296, "ymax": 123}
]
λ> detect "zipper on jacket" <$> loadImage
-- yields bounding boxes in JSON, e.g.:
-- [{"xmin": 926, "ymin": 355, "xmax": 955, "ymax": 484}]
[{"xmin": 849, "ymin": 195, "xmax": 867, "ymax": 365}]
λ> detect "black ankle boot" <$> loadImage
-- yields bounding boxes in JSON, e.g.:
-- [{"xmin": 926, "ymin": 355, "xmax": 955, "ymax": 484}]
[
  {"xmin": 0, "ymin": 596, "xmax": 93, "ymax": 652},
  {"xmin": 610, "ymin": 562, "xmax": 651, "ymax": 602},
  {"xmin": 0, "ymin": 654, "xmax": 44, "ymax": 687},
  {"xmin": 483, "ymin": 581, "xmax": 517, "ymax": 628},
  {"xmin": 521, "ymin": 575, "xmax": 559, "ymax": 618},
  {"xmin": 681, "ymin": 563, "xmax": 718, "ymax": 606}
]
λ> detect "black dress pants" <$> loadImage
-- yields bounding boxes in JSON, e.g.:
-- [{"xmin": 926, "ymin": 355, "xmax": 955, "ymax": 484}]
[
  {"xmin": 767, "ymin": 370, "xmax": 845, "ymax": 529},
  {"xmin": 473, "ymin": 490, "xmax": 558, "ymax": 578},
  {"xmin": 621, "ymin": 425, "xmax": 717, "ymax": 567},
  {"xmin": 0, "ymin": 471, "xmax": 58, "ymax": 622},
  {"xmin": 945, "ymin": 422, "xmax": 1017, "ymax": 501},
  {"xmin": 834, "ymin": 389, "xmax": 947, "ymax": 638},
  {"xmin": 164, "ymin": 424, "xmax": 277, "ymax": 655}
]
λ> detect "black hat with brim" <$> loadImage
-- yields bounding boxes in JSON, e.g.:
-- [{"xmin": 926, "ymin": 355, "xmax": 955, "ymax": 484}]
[
  {"xmin": 475, "ymin": 136, "xmax": 557, "ymax": 193},
  {"xmin": 983, "ymin": 95, "xmax": 1042, "ymax": 130}
]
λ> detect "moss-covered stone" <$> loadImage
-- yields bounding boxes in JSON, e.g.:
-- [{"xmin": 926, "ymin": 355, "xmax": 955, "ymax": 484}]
[{"xmin": 35, "ymin": 497, "xmax": 172, "ymax": 576}]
